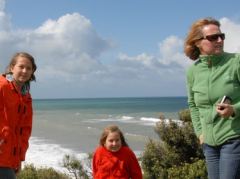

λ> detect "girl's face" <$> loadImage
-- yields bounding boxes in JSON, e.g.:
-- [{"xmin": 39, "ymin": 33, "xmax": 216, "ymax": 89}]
[
  {"xmin": 11, "ymin": 56, "xmax": 33, "ymax": 86},
  {"xmin": 104, "ymin": 131, "xmax": 122, "ymax": 152}
]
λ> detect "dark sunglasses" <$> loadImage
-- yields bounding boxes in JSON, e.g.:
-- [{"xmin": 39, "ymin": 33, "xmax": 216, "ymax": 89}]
[{"xmin": 199, "ymin": 33, "xmax": 225, "ymax": 42}]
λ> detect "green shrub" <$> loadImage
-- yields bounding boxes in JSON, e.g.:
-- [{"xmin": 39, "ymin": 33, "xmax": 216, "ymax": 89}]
[
  {"xmin": 142, "ymin": 109, "xmax": 206, "ymax": 179},
  {"xmin": 62, "ymin": 154, "xmax": 90, "ymax": 179},
  {"xmin": 17, "ymin": 153, "xmax": 91, "ymax": 179},
  {"xmin": 17, "ymin": 164, "xmax": 69, "ymax": 179},
  {"xmin": 154, "ymin": 119, "xmax": 203, "ymax": 165},
  {"xmin": 142, "ymin": 139, "xmax": 168, "ymax": 179},
  {"xmin": 168, "ymin": 159, "xmax": 207, "ymax": 179},
  {"xmin": 178, "ymin": 109, "xmax": 192, "ymax": 123}
]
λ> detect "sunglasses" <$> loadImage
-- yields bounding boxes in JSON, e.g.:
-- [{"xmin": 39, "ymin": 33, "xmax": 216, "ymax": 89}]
[{"xmin": 199, "ymin": 33, "xmax": 225, "ymax": 42}]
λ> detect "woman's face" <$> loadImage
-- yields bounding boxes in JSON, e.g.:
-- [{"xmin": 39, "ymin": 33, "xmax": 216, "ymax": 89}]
[
  {"xmin": 196, "ymin": 24, "xmax": 224, "ymax": 55},
  {"xmin": 11, "ymin": 56, "xmax": 33, "ymax": 86},
  {"xmin": 104, "ymin": 131, "xmax": 122, "ymax": 152}
]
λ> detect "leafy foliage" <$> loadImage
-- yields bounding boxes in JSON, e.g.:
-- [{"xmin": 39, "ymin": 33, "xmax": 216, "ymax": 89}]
[
  {"xmin": 168, "ymin": 159, "xmax": 207, "ymax": 179},
  {"xmin": 178, "ymin": 109, "xmax": 192, "ymax": 123},
  {"xmin": 142, "ymin": 109, "xmax": 207, "ymax": 179},
  {"xmin": 17, "ymin": 154, "xmax": 91, "ymax": 179},
  {"xmin": 62, "ymin": 154, "xmax": 90, "ymax": 179},
  {"xmin": 17, "ymin": 164, "xmax": 69, "ymax": 179},
  {"xmin": 141, "ymin": 139, "xmax": 168, "ymax": 179}
]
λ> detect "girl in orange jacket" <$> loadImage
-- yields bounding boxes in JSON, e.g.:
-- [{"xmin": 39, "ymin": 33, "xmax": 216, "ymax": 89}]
[
  {"xmin": 93, "ymin": 125, "xmax": 142, "ymax": 179},
  {"xmin": 0, "ymin": 52, "xmax": 37, "ymax": 178}
]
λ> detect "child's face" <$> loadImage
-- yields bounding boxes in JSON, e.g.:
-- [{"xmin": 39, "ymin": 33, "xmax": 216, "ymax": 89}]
[
  {"xmin": 11, "ymin": 56, "xmax": 33, "ymax": 86},
  {"xmin": 104, "ymin": 131, "xmax": 122, "ymax": 152}
]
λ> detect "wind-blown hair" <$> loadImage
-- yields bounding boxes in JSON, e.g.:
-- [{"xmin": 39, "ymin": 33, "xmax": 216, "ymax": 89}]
[{"xmin": 184, "ymin": 17, "xmax": 221, "ymax": 60}]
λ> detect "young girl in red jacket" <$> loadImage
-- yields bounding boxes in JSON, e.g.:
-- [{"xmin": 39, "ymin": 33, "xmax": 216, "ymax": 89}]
[
  {"xmin": 0, "ymin": 52, "xmax": 37, "ymax": 179},
  {"xmin": 93, "ymin": 125, "xmax": 142, "ymax": 179}
]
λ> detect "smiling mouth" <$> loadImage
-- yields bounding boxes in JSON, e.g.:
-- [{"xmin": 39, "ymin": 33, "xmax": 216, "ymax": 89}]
[
  {"xmin": 214, "ymin": 45, "xmax": 223, "ymax": 49},
  {"xmin": 20, "ymin": 76, "xmax": 29, "ymax": 79},
  {"xmin": 110, "ymin": 147, "xmax": 119, "ymax": 151}
]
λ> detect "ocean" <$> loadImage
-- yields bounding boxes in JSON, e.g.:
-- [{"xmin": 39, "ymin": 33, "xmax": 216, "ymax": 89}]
[{"xmin": 23, "ymin": 97, "xmax": 188, "ymax": 174}]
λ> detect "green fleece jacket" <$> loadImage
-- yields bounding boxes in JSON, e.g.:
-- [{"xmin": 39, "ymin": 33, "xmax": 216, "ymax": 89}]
[{"xmin": 186, "ymin": 52, "xmax": 240, "ymax": 146}]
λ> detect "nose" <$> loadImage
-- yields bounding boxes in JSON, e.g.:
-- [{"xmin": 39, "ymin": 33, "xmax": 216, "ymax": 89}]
[
  {"xmin": 22, "ymin": 68, "xmax": 28, "ymax": 73},
  {"xmin": 217, "ymin": 36, "xmax": 224, "ymax": 42}
]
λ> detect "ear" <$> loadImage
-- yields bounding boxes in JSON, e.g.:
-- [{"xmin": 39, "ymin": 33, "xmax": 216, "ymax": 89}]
[{"xmin": 9, "ymin": 66, "xmax": 14, "ymax": 72}]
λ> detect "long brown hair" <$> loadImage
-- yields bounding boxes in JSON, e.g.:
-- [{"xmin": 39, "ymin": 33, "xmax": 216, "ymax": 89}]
[
  {"xmin": 184, "ymin": 17, "xmax": 221, "ymax": 60},
  {"xmin": 99, "ymin": 125, "xmax": 128, "ymax": 147}
]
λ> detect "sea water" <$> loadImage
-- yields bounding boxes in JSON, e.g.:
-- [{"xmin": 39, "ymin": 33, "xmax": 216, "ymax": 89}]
[{"xmin": 24, "ymin": 97, "xmax": 188, "ymax": 173}]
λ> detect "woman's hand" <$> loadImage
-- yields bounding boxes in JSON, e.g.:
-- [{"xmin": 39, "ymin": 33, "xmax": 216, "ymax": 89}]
[
  {"xmin": 199, "ymin": 134, "xmax": 204, "ymax": 144},
  {"xmin": 216, "ymin": 103, "xmax": 235, "ymax": 118}
]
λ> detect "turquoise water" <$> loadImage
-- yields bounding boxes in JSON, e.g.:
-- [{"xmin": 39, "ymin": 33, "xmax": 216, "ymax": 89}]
[
  {"xmin": 31, "ymin": 97, "xmax": 188, "ymax": 153},
  {"xmin": 33, "ymin": 96, "xmax": 188, "ymax": 114}
]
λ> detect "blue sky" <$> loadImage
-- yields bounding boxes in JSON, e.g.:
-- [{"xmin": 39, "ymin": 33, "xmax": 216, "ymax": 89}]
[{"xmin": 1, "ymin": 0, "xmax": 240, "ymax": 99}]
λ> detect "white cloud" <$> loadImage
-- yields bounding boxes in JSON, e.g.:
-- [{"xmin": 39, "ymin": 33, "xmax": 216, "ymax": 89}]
[
  {"xmin": 0, "ymin": 12, "xmax": 110, "ymax": 82},
  {"xmin": 0, "ymin": 0, "xmax": 15, "ymax": 70},
  {"xmin": 0, "ymin": 0, "xmax": 11, "ymax": 31},
  {"xmin": 220, "ymin": 17, "xmax": 240, "ymax": 52},
  {"xmin": 158, "ymin": 36, "xmax": 191, "ymax": 68},
  {"xmin": 33, "ymin": 13, "xmax": 107, "ymax": 58},
  {"xmin": 116, "ymin": 36, "xmax": 192, "ymax": 81},
  {"xmin": 0, "ymin": 0, "xmax": 5, "ymax": 12},
  {"xmin": 33, "ymin": 13, "xmax": 109, "ymax": 79},
  {"xmin": 118, "ymin": 53, "xmax": 156, "ymax": 68}
]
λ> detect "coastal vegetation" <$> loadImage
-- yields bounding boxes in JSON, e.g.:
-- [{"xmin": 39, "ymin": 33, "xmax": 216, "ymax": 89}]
[
  {"xmin": 17, "ymin": 109, "xmax": 207, "ymax": 179},
  {"xmin": 17, "ymin": 164, "xmax": 69, "ymax": 179},
  {"xmin": 17, "ymin": 155, "xmax": 90, "ymax": 179},
  {"xmin": 141, "ymin": 109, "xmax": 207, "ymax": 178}
]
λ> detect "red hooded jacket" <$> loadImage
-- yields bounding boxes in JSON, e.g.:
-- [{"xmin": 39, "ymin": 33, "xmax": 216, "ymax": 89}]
[
  {"xmin": 0, "ymin": 75, "xmax": 33, "ymax": 169},
  {"xmin": 93, "ymin": 146, "xmax": 142, "ymax": 179}
]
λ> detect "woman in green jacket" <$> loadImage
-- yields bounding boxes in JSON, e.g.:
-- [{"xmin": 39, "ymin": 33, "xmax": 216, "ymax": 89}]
[{"xmin": 184, "ymin": 17, "xmax": 240, "ymax": 179}]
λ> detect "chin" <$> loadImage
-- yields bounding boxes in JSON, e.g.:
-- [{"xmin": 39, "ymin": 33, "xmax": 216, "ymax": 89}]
[{"xmin": 215, "ymin": 49, "xmax": 223, "ymax": 54}]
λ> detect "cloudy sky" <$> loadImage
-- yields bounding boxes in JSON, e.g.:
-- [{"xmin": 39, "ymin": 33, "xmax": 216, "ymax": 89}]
[{"xmin": 1, "ymin": 0, "xmax": 240, "ymax": 99}]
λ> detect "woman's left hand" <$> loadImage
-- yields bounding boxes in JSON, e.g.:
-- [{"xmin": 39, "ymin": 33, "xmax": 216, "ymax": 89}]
[{"xmin": 216, "ymin": 103, "xmax": 235, "ymax": 118}]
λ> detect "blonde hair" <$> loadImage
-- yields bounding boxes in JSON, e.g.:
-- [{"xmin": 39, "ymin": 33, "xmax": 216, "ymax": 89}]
[
  {"xmin": 184, "ymin": 17, "xmax": 221, "ymax": 60},
  {"xmin": 99, "ymin": 125, "xmax": 128, "ymax": 147}
]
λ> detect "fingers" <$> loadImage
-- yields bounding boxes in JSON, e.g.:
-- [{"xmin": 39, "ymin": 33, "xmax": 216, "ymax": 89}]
[
  {"xmin": 216, "ymin": 104, "xmax": 234, "ymax": 117},
  {"xmin": 199, "ymin": 134, "xmax": 204, "ymax": 144}
]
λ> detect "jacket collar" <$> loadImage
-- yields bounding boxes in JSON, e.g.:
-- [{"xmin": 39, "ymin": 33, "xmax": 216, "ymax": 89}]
[
  {"xmin": 5, "ymin": 74, "xmax": 29, "ymax": 95},
  {"xmin": 199, "ymin": 52, "xmax": 225, "ymax": 67}
]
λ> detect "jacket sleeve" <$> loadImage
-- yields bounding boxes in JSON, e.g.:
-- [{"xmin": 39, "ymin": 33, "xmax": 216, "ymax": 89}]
[
  {"xmin": 20, "ymin": 95, "xmax": 33, "ymax": 161},
  {"xmin": 232, "ymin": 54, "xmax": 240, "ymax": 117},
  {"xmin": 127, "ymin": 148, "xmax": 142, "ymax": 179},
  {"xmin": 92, "ymin": 148, "xmax": 99, "ymax": 178},
  {"xmin": 0, "ymin": 85, "xmax": 6, "ymax": 138},
  {"xmin": 186, "ymin": 67, "xmax": 202, "ymax": 137},
  {"xmin": 0, "ymin": 86, "xmax": 3, "ymax": 120}
]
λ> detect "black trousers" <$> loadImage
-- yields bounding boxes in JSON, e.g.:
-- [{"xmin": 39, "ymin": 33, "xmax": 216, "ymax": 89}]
[{"xmin": 0, "ymin": 167, "xmax": 16, "ymax": 179}]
